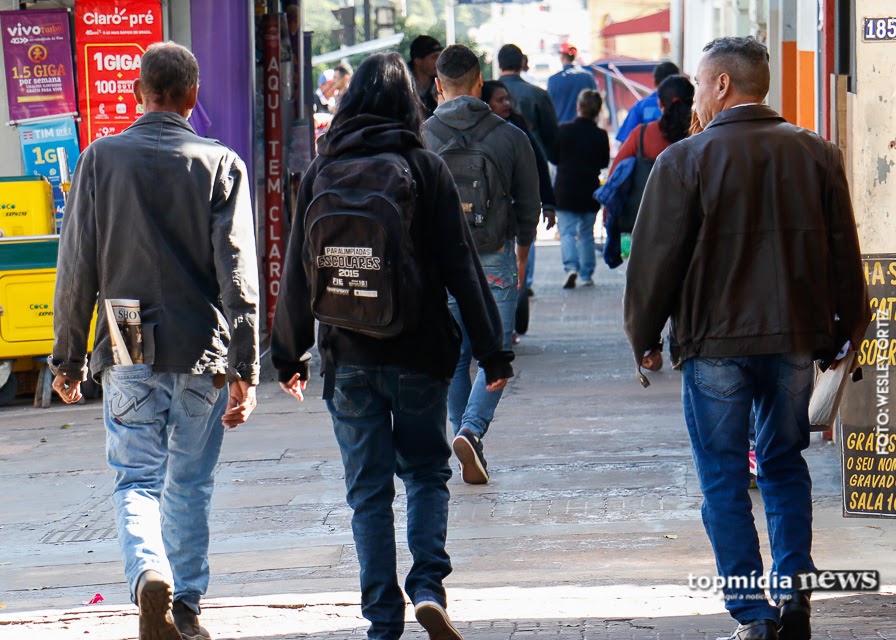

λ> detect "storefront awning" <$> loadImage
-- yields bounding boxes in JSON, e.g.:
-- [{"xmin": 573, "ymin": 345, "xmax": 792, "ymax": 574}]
[{"xmin": 600, "ymin": 9, "xmax": 670, "ymax": 37}]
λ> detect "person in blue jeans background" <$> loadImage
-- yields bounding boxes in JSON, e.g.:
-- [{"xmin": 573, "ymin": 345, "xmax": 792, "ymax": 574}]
[
  {"xmin": 624, "ymin": 37, "xmax": 869, "ymax": 640},
  {"xmin": 273, "ymin": 52, "xmax": 512, "ymax": 640},
  {"xmin": 50, "ymin": 42, "xmax": 260, "ymax": 640},
  {"xmin": 552, "ymin": 90, "xmax": 610, "ymax": 289},
  {"xmin": 424, "ymin": 45, "xmax": 541, "ymax": 485}
]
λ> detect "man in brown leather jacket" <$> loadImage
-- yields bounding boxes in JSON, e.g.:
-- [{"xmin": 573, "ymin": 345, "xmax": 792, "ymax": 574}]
[{"xmin": 624, "ymin": 37, "xmax": 869, "ymax": 640}]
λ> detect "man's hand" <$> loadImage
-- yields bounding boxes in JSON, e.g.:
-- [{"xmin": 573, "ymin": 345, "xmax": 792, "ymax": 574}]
[
  {"xmin": 516, "ymin": 258, "xmax": 528, "ymax": 291},
  {"xmin": 486, "ymin": 378, "xmax": 508, "ymax": 392},
  {"xmin": 279, "ymin": 373, "xmax": 307, "ymax": 402},
  {"xmin": 52, "ymin": 375, "xmax": 82, "ymax": 404},
  {"xmin": 543, "ymin": 208, "xmax": 556, "ymax": 230},
  {"xmin": 222, "ymin": 381, "xmax": 256, "ymax": 428}
]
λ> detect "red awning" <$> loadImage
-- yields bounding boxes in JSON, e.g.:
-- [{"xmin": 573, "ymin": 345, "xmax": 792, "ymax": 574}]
[{"xmin": 600, "ymin": 9, "xmax": 670, "ymax": 37}]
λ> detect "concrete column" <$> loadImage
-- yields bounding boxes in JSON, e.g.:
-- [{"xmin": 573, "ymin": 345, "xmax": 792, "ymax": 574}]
[
  {"xmin": 780, "ymin": 0, "xmax": 797, "ymax": 123},
  {"xmin": 850, "ymin": 0, "xmax": 896, "ymax": 252},
  {"xmin": 766, "ymin": 0, "xmax": 782, "ymax": 112},
  {"xmin": 795, "ymin": 0, "xmax": 817, "ymax": 131}
]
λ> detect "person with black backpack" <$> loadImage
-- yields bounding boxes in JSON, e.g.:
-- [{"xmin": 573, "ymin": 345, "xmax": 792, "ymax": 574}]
[
  {"xmin": 271, "ymin": 52, "xmax": 513, "ymax": 640},
  {"xmin": 422, "ymin": 45, "xmax": 541, "ymax": 485}
]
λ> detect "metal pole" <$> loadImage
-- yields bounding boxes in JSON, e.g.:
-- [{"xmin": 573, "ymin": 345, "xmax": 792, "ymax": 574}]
[
  {"xmin": 364, "ymin": 0, "xmax": 372, "ymax": 40},
  {"xmin": 446, "ymin": 0, "xmax": 456, "ymax": 45}
]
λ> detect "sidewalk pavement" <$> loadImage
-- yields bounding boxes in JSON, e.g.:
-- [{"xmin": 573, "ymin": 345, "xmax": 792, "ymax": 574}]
[{"xmin": 1, "ymin": 243, "xmax": 894, "ymax": 639}]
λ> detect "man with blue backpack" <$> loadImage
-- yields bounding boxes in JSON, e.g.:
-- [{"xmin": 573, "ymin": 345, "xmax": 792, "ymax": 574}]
[{"xmin": 423, "ymin": 44, "xmax": 541, "ymax": 484}]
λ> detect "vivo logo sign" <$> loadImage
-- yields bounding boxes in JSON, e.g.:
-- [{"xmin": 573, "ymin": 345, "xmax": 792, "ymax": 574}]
[{"xmin": 82, "ymin": 8, "xmax": 155, "ymax": 28}]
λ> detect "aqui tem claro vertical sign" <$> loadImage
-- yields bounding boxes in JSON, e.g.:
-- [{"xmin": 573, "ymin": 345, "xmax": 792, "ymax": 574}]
[
  {"xmin": 74, "ymin": 0, "xmax": 162, "ymax": 148},
  {"xmin": 840, "ymin": 255, "xmax": 896, "ymax": 518},
  {"xmin": 263, "ymin": 14, "xmax": 285, "ymax": 329}
]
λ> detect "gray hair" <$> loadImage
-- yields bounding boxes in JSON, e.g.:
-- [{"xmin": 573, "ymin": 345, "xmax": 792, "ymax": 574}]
[
  {"xmin": 140, "ymin": 42, "xmax": 199, "ymax": 105},
  {"xmin": 702, "ymin": 36, "xmax": 770, "ymax": 99}
]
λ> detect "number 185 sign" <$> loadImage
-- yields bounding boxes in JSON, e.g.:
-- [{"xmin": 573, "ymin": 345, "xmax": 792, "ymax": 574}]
[{"xmin": 864, "ymin": 17, "xmax": 896, "ymax": 42}]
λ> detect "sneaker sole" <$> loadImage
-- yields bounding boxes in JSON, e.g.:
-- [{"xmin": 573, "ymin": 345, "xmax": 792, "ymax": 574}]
[
  {"xmin": 563, "ymin": 273, "xmax": 577, "ymax": 289},
  {"xmin": 452, "ymin": 436, "xmax": 488, "ymax": 485},
  {"xmin": 415, "ymin": 602, "xmax": 464, "ymax": 640},
  {"xmin": 137, "ymin": 578, "xmax": 182, "ymax": 640},
  {"xmin": 779, "ymin": 608, "xmax": 811, "ymax": 640}
]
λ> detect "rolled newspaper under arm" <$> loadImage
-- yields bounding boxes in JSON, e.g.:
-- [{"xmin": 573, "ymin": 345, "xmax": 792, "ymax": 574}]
[{"xmin": 104, "ymin": 299, "xmax": 143, "ymax": 366}]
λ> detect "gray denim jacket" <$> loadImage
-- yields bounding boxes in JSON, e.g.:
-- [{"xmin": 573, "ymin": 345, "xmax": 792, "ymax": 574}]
[{"xmin": 51, "ymin": 111, "xmax": 260, "ymax": 384}]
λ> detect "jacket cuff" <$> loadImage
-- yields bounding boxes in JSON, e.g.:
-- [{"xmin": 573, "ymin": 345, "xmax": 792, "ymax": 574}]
[
  {"xmin": 228, "ymin": 363, "xmax": 260, "ymax": 386},
  {"xmin": 277, "ymin": 352, "xmax": 312, "ymax": 384},
  {"xmin": 47, "ymin": 357, "xmax": 88, "ymax": 382},
  {"xmin": 480, "ymin": 350, "xmax": 515, "ymax": 383}
]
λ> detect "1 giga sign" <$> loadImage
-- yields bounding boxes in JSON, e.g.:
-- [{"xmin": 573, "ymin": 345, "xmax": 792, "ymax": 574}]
[{"xmin": 75, "ymin": 0, "xmax": 162, "ymax": 149}]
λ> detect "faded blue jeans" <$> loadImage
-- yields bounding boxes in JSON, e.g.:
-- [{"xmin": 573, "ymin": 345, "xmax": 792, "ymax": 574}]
[
  {"xmin": 448, "ymin": 242, "xmax": 517, "ymax": 439},
  {"xmin": 327, "ymin": 365, "xmax": 453, "ymax": 640},
  {"xmin": 103, "ymin": 365, "xmax": 226, "ymax": 614},
  {"xmin": 682, "ymin": 353, "xmax": 816, "ymax": 624},
  {"xmin": 556, "ymin": 210, "xmax": 597, "ymax": 281}
]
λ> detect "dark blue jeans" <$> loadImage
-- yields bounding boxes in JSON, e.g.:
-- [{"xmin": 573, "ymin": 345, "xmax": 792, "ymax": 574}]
[
  {"xmin": 327, "ymin": 365, "xmax": 453, "ymax": 640},
  {"xmin": 682, "ymin": 353, "xmax": 816, "ymax": 624}
]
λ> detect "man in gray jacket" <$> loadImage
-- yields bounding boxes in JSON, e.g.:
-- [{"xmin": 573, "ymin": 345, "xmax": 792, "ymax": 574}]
[
  {"xmin": 423, "ymin": 44, "xmax": 541, "ymax": 484},
  {"xmin": 498, "ymin": 43, "xmax": 559, "ymax": 163},
  {"xmin": 51, "ymin": 42, "xmax": 259, "ymax": 640}
]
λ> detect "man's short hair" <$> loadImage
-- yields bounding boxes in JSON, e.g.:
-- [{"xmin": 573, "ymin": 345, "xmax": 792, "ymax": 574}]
[
  {"xmin": 410, "ymin": 35, "xmax": 443, "ymax": 61},
  {"xmin": 436, "ymin": 44, "xmax": 480, "ymax": 91},
  {"xmin": 653, "ymin": 61, "xmax": 680, "ymax": 86},
  {"xmin": 702, "ymin": 36, "xmax": 770, "ymax": 99},
  {"xmin": 498, "ymin": 44, "xmax": 524, "ymax": 72},
  {"xmin": 140, "ymin": 42, "xmax": 199, "ymax": 106},
  {"xmin": 334, "ymin": 62, "xmax": 353, "ymax": 78}
]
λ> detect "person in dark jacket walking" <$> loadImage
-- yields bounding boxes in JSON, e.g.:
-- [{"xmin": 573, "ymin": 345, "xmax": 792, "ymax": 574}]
[
  {"xmin": 482, "ymin": 79, "xmax": 556, "ymax": 299},
  {"xmin": 272, "ymin": 52, "xmax": 511, "ymax": 640},
  {"xmin": 423, "ymin": 45, "xmax": 540, "ymax": 485},
  {"xmin": 624, "ymin": 37, "xmax": 870, "ymax": 640},
  {"xmin": 552, "ymin": 89, "xmax": 610, "ymax": 288},
  {"xmin": 498, "ymin": 43, "xmax": 559, "ymax": 163}
]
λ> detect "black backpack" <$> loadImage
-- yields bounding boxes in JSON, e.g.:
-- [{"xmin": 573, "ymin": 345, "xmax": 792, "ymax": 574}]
[
  {"xmin": 303, "ymin": 151, "xmax": 421, "ymax": 339},
  {"xmin": 618, "ymin": 124, "xmax": 655, "ymax": 233},
  {"xmin": 427, "ymin": 115, "xmax": 511, "ymax": 254}
]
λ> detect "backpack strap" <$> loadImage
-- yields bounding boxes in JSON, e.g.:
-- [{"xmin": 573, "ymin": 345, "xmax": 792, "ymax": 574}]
[{"xmin": 636, "ymin": 124, "xmax": 647, "ymax": 159}]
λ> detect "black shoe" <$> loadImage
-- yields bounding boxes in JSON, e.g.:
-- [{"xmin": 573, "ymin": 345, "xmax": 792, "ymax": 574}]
[
  {"xmin": 172, "ymin": 600, "xmax": 212, "ymax": 640},
  {"xmin": 725, "ymin": 620, "xmax": 779, "ymax": 640},
  {"xmin": 414, "ymin": 600, "xmax": 464, "ymax": 639},
  {"xmin": 779, "ymin": 593, "xmax": 811, "ymax": 640},
  {"xmin": 525, "ymin": 287, "xmax": 534, "ymax": 297},
  {"xmin": 562, "ymin": 270, "xmax": 577, "ymax": 289},
  {"xmin": 135, "ymin": 570, "xmax": 182, "ymax": 640},
  {"xmin": 452, "ymin": 428, "xmax": 489, "ymax": 484}
]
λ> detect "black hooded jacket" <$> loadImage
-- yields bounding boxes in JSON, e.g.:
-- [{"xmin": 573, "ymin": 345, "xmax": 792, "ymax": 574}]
[{"xmin": 271, "ymin": 115, "xmax": 514, "ymax": 394}]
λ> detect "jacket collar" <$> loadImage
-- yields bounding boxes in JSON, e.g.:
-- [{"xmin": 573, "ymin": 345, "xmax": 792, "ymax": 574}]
[
  {"xmin": 705, "ymin": 104, "xmax": 785, "ymax": 130},
  {"xmin": 127, "ymin": 110, "xmax": 196, "ymax": 134}
]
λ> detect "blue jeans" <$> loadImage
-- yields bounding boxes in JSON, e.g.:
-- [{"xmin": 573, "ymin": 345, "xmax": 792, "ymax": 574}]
[
  {"xmin": 327, "ymin": 366, "xmax": 453, "ymax": 640},
  {"xmin": 103, "ymin": 365, "xmax": 226, "ymax": 613},
  {"xmin": 682, "ymin": 353, "xmax": 816, "ymax": 624},
  {"xmin": 448, "ymin": 244, "xmax": 517, "ymax": 439},
  {"xmin": 556, "ymin": 210, "xmax": 597, "ymax": 280}
]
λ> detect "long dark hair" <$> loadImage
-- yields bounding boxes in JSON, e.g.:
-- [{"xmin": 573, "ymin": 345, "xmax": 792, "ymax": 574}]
[
  {"xmin": 329, "ymin": 52, "xmax": 424, "ymax": 140},
  {"xmin": 481, "ymin": 79, "xmax": 506, "ymax": 106},
  {"xmin": 657, "ymin": 75, "xmax": 694, "ymax": 144}
]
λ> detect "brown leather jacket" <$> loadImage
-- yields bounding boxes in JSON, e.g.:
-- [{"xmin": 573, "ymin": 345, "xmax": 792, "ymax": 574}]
[{"xmin": 624, "ymin": 105, "xmax": 870, "ymax": 383}]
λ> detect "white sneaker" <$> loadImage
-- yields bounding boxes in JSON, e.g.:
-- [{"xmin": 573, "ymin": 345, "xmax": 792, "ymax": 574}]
[
  {"xmin": 563, "ymin": 270, "xmax": 577, "ymax": 289},
  {"xmin": 580, "ymin": 278, "xmax": 595, "ymax": 287},
  {"xmin": 414, "ymin": 600, "xmax": 464, "ymax": 640}
]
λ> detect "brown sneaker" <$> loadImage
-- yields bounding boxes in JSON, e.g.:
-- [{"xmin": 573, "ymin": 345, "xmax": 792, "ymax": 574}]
[
  {"xmin": 173, "ymin": 600, "xmax": 212, "ymax": 640},
  {"xmin": 135, "ymin": 570, "xmax": 182, "ymax": 640},
  {"xmin": 414, "ymin": 600, "xmax": 464, "ymax": 640}
]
